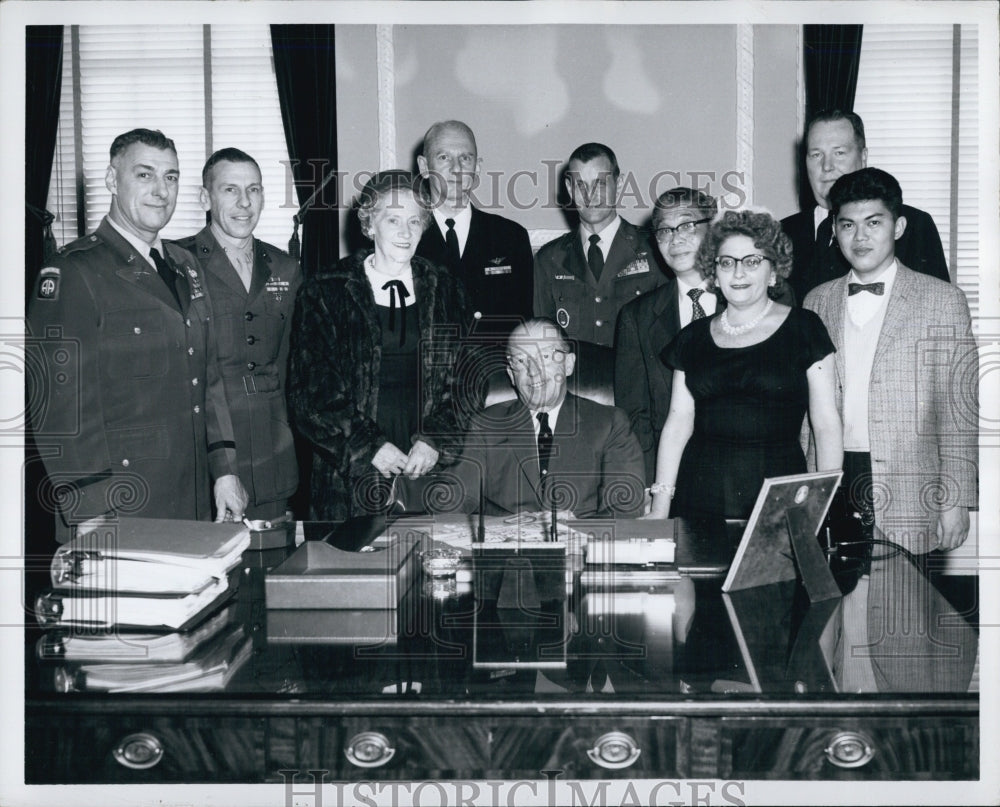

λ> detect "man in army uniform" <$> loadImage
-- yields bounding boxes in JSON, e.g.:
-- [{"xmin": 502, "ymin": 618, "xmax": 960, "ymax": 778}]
[
  {"xmin": 28, "ymin": 128, "xmax": 247, "ymax": 539},
  {"xmin": 534, "ymin": 142, "xmax": 665, "ymax": 348},
  {"xmin": 175, "ymin": 148, "xmax": 301, "ymax": 521}
]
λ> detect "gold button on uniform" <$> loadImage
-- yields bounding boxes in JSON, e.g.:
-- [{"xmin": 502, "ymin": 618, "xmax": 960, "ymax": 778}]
[
  {"xmin": 595, "ymin": 320, "xmax": 603, "ymax": 327},
  {"xmin": 192, "ymin": 378, "xmax": 199, "ymax": 386},
  {"xmin": 188, "ymin": 347, "xmax": 194, "ymax": 356},
  {"xmin": 133, "ymin": 327, "xmax": 142, "ymax": 335},
  {"xmin": 122, "ymin": 459, "xmax": 129, "ymax": 467},
  {"xmin": 193, "ymin": 405, "xmax": 201, "ymax": 414}
]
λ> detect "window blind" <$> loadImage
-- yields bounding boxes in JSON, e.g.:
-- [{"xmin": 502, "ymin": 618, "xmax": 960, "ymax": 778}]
[
  {"xmin": 45, "ymin": 25, "xmax": 293, "ymax": 252},
  {"xmin": 854, "ymin": 24, "xmax": 979, "ymax": 322}
]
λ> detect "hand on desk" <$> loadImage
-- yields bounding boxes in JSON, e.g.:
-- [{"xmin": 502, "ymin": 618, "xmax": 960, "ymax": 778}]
[{"xmin": 214, "ymin": 474, "xmax": 248, "ymax": 522}]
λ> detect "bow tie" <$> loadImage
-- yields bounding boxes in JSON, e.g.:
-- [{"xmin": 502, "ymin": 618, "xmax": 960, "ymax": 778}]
[{"xmin": 848, "ymin": 282, "xmax": 885, "ymax": 296}]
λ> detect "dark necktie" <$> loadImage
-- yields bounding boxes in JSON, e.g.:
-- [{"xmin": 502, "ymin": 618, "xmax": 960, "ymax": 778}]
[
  {"xmin": 380, "ymin": 279, "xmax": 411, "ymax": 346},
  {"xmin": 848, "ymin": 282, "xmax": 885, "ymax": 296},
  {"xmin": 149, "ymin": 247, "xmax": 180, "ymax": 307},
  {"xmin": 688, "ymin": 287, "xmax": 707, "ymax": 320},
  {"xmin": 536, "ymin": 411, "xmax": 553, "ymax": 482},
  {"xmin": 587, "ymin": 233, "xmax": 604, "ymax": 282},
  {"xmin": 445, "ymin": 218, "xmax": 460, "ymax": 271}
]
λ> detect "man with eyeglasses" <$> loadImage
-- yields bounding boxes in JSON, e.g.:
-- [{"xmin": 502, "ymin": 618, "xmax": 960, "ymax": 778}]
[
  {"xmin": 534, "ymin": 143, "xmax": 664, "ymax": 348},
  {"xmin": 445, "ymin": 318, "xmax": 645, "ymax": 518},
  {"xmin": 613, "ymin": 188, "xmax": 719, "ymax": 481}
]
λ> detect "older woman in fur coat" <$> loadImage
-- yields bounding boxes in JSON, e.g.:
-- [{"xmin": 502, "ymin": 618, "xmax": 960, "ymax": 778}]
[{"xmin": 288, "ymin": 171, "xmax": 475, "ymax": 520}]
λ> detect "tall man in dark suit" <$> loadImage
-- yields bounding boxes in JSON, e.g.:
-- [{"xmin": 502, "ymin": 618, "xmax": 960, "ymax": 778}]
[
  {"xmin": 416, "ymin": 120, "xmax": 533, "ymax": 336},
  {"xmin": 534, "ymin": 143, "xmax": 664, "ymax": 348},
  {"xmin": 28, "ymin": 129, "xmax": 247, "ymax": 539},
  {"xmin": 175, "ymin": 148, "xmax": 302, "ymax": 520},
  {"xmin": 782, "ymin": 110, "xmax": 950, "ymax": 303},
  {"xmin": 614, "ymin": 188, "xmax": 719, "ymax": 481},
  {"xmin": 447, "ymin": 318, "xmax": 645, "ymax": 517}
]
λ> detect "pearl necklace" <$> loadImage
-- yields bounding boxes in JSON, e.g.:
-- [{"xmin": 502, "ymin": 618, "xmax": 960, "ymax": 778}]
[{"xmin": 719, "ymin": 298, "xmax": 773, "ymax": 336}]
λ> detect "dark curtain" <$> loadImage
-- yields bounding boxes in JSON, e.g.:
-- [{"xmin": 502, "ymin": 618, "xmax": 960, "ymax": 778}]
[
  {"xmin": 24, "ymin": 26, "xmax": 64, "ymax": 599},
  {"xmin": 800, "ymin": 25, "xmax": 864, "ymax": 207},
  {"xmin": 804, "ymin": 24, "xmax": 864, "ymax": 122},
  {"xmin": 25, "ymin": 26, "xmax": 64, "ymax": 299},
  {"xmin": 270, "ymin": 25, "xmax": 339, "ymax": 275},
  {"xmin": 271, "ymin": 25, "xmax": 338, "ymax": 518}
]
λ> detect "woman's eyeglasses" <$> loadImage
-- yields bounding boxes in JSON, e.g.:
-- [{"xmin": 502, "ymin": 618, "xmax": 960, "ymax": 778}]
[{"xmin": 715, "ymin": 254, "xmax": 771, "ymax": 272}]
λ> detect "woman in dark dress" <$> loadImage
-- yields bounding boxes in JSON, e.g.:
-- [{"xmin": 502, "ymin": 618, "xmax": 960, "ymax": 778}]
[
  {"xmin": 287, "ymin": 171, "xmax": 474, "ymax": 520},
  {"xmin": 647, "ymin": 210, "xmax": 842, "ymax": 520}
]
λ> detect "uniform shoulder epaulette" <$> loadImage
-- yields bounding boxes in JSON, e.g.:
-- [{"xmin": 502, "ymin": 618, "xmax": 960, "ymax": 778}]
[
  {"xmin": 56, "ymin": 233, "xmax": 104, "ymax": 257},
  {"xmin": 170, "ymin": 235, "xmax": 198, "ymax": 250}
]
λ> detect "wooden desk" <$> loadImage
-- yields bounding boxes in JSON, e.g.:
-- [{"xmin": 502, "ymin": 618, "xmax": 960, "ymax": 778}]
[{"xmin": 25, "ymin": 519, "xmax": 978, "ymax": 783}]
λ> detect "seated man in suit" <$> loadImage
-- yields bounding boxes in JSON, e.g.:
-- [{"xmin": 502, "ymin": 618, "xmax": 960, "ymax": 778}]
[
  {"xmin": 416, "ymin": 119, "xmax": 533, "ymax": 337},
  {"xmin": 804, "ymin": 168, "xmax": 976, "ymax": 556},
  {"xmin": 782, "ymin": 109, "xmax": 949, "ymax": 303},
  {"xmin": 534, "ymin": 142, "xmax": 665, "ymax": 348},
  {"xmin": 614, "ymin": 187, "xmax": 719, "ymax": 480},
  {"xmin": 446, "ymin": 318, "xmax": 645, "ymax": 517}
]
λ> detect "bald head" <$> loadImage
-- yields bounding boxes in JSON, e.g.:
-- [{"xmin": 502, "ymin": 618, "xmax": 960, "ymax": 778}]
[{"xmin": 418, "ymin": 120, "xmax": 481, "ymax": 210}]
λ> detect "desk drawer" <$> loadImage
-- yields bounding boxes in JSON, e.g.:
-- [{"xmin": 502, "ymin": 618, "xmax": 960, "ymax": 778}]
[
  {"xmin": 27, "ymin": 714, "xmax": 264, "ymax": 783},
  {"xmin": 489, "ymin": 717, "xmax": 684, "ymax": 778},
  {"xmin": 718, "ymin": 716, "xmax": 978, "ymax": 779},
  {"xmin": 267, "ymin": 716, "xmax": 491, "ymax": 780}
]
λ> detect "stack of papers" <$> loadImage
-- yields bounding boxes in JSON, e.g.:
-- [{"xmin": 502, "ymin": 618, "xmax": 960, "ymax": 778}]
[
  {"xmin": 50, "ymin": 622, "xmax": 251, "ymax": 693},
  {"xmin": 37, "ymin": 518, "xmax": 249, "ymax": 630}
]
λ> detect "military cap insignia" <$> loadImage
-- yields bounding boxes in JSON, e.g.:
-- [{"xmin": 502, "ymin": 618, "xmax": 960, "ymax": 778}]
[{"xmin": 37, "ymin": 267, "xmax": 60, "ymax": 300}]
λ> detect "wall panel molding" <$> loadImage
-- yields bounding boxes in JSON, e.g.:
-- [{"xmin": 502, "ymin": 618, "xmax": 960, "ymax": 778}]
[
  {"xmin": 736, "ymin": 24, "xmax": 755, "ymax": 206},
  {"xmin": 376, "ymin": 24, "xmax": 396, "ymax": 170}
]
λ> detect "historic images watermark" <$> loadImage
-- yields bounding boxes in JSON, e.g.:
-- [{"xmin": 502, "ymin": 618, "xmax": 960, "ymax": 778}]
[
  {"xmin": 277, "ymin": 162, "xmax": 751, "ymax": 213},
  {"xmin": 279, "ymin": 770, "xmax": 749, "ymax": 807}
]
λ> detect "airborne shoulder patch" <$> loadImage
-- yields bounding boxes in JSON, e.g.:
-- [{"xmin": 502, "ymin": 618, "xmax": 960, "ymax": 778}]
[{"xmin": 37, "ymin": 267, "xmax": 60, "ymax": 300}]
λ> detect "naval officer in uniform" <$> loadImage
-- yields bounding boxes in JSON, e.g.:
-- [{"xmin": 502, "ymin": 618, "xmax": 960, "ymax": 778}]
[
  {"xmin": 175, "ymin": 148, "xmax": 302, "ymax": 521},
  {"xmin": 28, "ymin": 128, "xmax": 247, "ymax": 539}
]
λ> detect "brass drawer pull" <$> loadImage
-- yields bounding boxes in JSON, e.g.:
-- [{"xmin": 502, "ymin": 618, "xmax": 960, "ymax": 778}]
[
  {"xmin": 112, "ymin": 732, "xmax": 164, "ymax": 770},
  {"xmin": 345, "ymin": 731, "xmax": 395, "ymax": 768},
  {"xmin": 824, "ymin": 731, "xmax": 875, "ymax": 768},
  {"xmin": 587, "ymin": 731, "xmax": 641, "ymax": 770}
]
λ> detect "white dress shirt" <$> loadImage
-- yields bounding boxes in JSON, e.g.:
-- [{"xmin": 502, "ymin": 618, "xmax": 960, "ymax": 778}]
[
  {"xmin": 432, "ymin": 204, "xmax": 472, "ymax": 258},
  {"xmin": 579, "ymin": 215, "xmax": 621, "ymax": 262},
  {"xmin": 676, "ymin": 277, "xmax": 717, "ymax": 327},
  {"xmin": 106, "ymin": 216, "xmax": 165, "ymax": 269}
]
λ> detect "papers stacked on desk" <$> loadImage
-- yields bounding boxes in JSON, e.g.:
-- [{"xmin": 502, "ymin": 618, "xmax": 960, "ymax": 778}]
[
  {"xmin": 36, "ymin": 518, "xmax": 250, "ymax": 630},
  {"xmin": 47, "ymin": 620, "xmax": 251, "ymax": 693}
]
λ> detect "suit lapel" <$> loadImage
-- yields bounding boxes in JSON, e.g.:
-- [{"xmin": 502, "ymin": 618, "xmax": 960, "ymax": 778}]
[
  {"xmin": 603, "ymin": 220, "xmax": 638, "ymax": 282},
  {"xmin": 509, "ymin": 402, "xmax": 543, "ymax": 506},
  {"xmin": 826, "ymin": 276, "xmax": 848, "ymax": 388},
  {"xmin": 648, "ymin": 280, "xmax": 679, "ymax": 354},
  {"xmin": 99, "ymin": 220, "xmax": 182, "ymax": 313},
  {"xmin": 248, "ymin": 240, "xmax": 273, "ymax": 301},
  {"xmin": 563, "ymin": 233, "xmax": 593, "ymax": 287},
  {"xmin": 872, "ymin": 264, "xmax": 914, "ymax": 370},
  {"xmin": 200, "ymin": 229, "xmax": 250, "ymax": 298}
]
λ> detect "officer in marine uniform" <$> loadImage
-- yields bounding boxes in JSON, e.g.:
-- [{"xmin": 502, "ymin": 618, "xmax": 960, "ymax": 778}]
[
  {"xmin": 27, "ymin": 128, "xmax": 247, "ymax": 540},
  {"xmin": 174, "ymin": 148, "xmax": 302, "ymax": 521}
]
